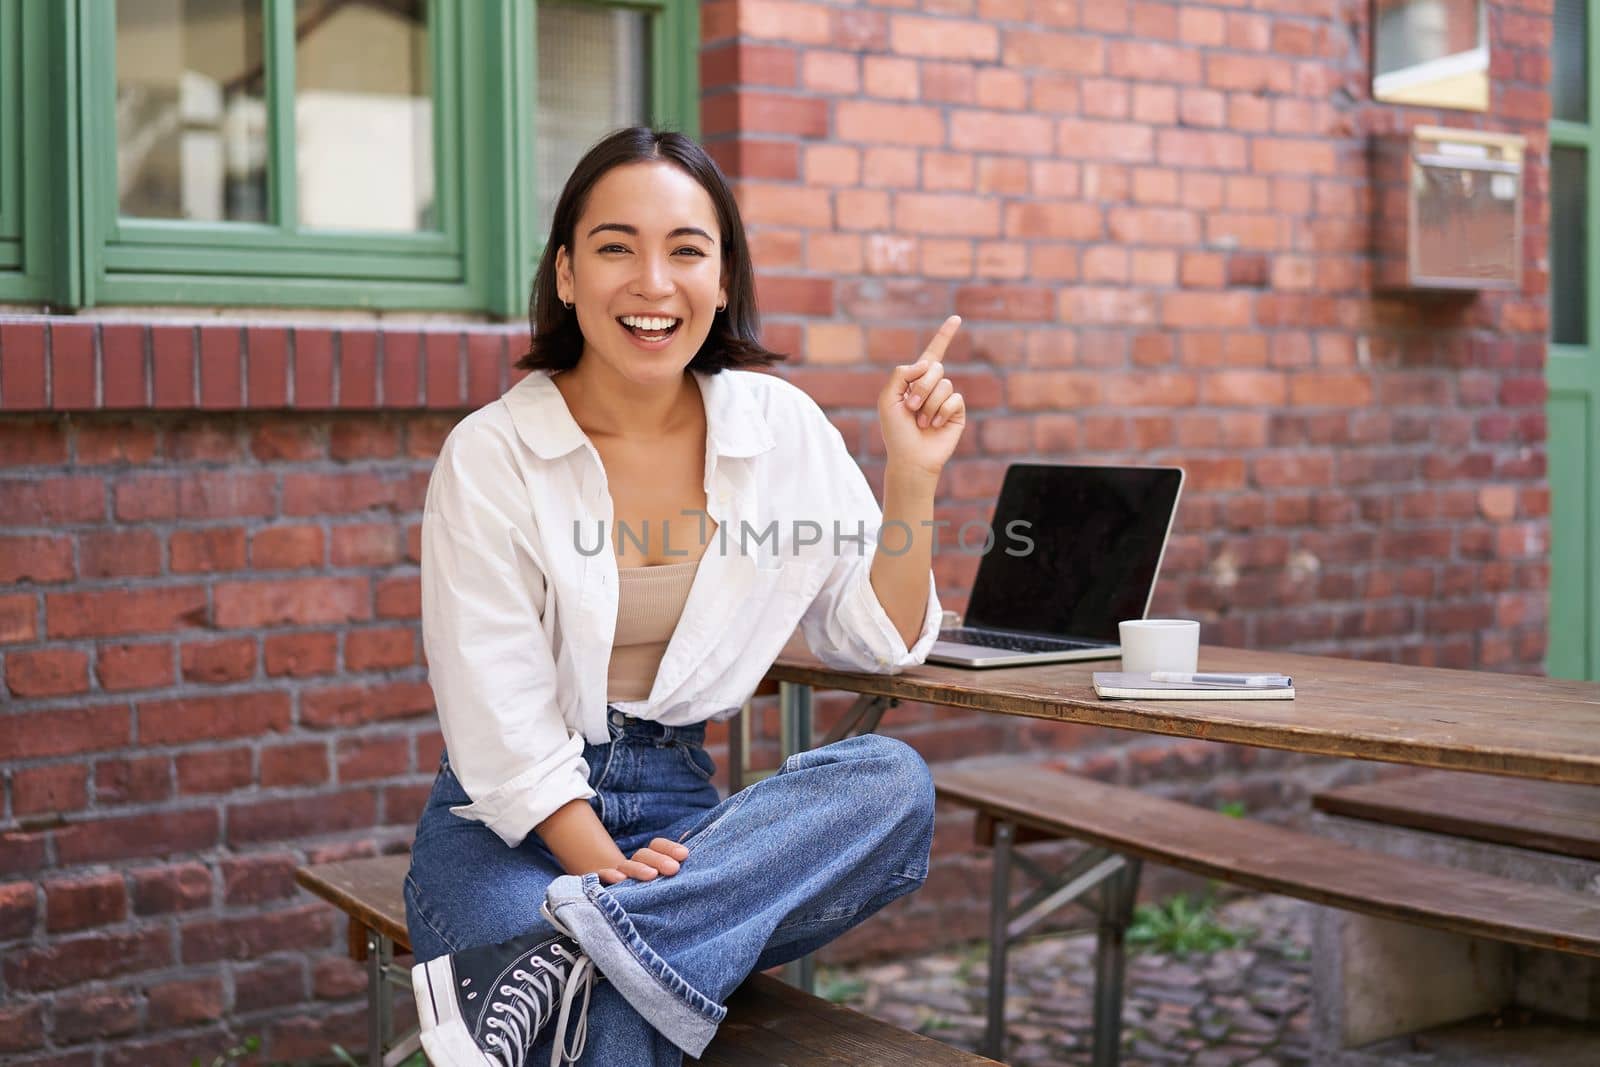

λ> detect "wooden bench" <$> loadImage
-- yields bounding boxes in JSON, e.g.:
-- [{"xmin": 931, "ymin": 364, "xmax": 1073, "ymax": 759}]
[
  {"xmin": 1313, "ymin": 769, "xmax": 1600, "ymax": 863},
  {"xmin": 932, "ymin": 762, "xmax": 1600, "ymax": 1066},
  {"xmin": 1309, "ymin": 771, "xmax": 1600, "ymax": 1057},
  {"xmin": 295, "ymin": 854, "xmax": 999, "ymax": 1067}
]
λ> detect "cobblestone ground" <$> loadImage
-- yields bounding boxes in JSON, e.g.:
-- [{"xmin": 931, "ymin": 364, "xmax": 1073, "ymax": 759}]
[{"xmin": 819, "ymin": 896, "xmax": 1314, "ymax": 1067}]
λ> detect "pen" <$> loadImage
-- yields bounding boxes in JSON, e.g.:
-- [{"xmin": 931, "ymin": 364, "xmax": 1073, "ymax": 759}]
[{"xmin": 1148, "ymin": 672, "xmax": 1292, "ymax": 687}]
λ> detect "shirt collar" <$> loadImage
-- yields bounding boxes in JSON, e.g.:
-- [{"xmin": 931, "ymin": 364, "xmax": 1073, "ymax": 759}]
[{"xmin": 504, "ymin": 368, "xmax": 775, "ymax": 462}]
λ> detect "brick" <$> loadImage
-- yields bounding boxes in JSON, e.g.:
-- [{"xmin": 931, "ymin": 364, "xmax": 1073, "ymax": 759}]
[
  {"xmin": 47, "ymin": 586, "xmax": 207, "ymax": 639},
  {"xmin": 213, "ymin": 577, "xmax": 370, "ymax": 629},
  {"xmin": 151, "ymin": 325, "xmax": 195, "ymax": 409},
  {"xmin": 246, "ymin": 326, "xmax": 290, "ymax": 408},
  {"xmin": 1289, "ymin": 372, "xmax": 1373, "ymax": 407},
  {"xmin": 0, "ymin": 1002, "xmax": 42, "ymax": 1053},
  {"xmin": 341, "ymin": 330, "xmax": 381, "ymax": 408},
  {"xmin": 197, "ymin": 325, "xmax": 243, "ymax": 408},
  {"xmin": 56, "ymin": 809, "xmax": 218, "ymax": 866},
  {"xmin": 281, "ymin": 471, "xmax": 402, "ymax": 515},
  {"xmin": 100, "ymin": 324, "xmax": 149, "ymax": 408},
  {"xmin": 890, "ymin": 14, "xmax": 998, "ymax": 59},
  {"xmin": 147, "ymin": 976, "xmax": 225, "ymax": 1029},
  {"xmin": 51, "ymin": 988, "xmax": 141, "ymax": 1042},
  {"xmin": 951, "ymin": 110, "xmax": 1054, "ymax": 155},
  {"xmin": 96, "ymin": 642, "xmax": 173, "ymax": 692},
  {"xmin": 264, "ymin": 631, "xmax": 339, "ymax": 677},
  {"xmin": 376, "ymin": 575, "xmax": 421, "ymax": 618},
  {"xmin": 0, "ymin": 475, "xmax": 105, "ymax": 526},
  {"xmin": 49, "ymin": 322, "xmax": 97, "ymax": 411},
  {"xmin": 138, "ymin": 692, "xmax": 290, "ymax": 745},
  {"xmin": 260, "ymin": 742, "xmax": 330, "ymax": 787},
  {"xmin": 295, "ymin": 328, "xmax": 336, "ymax": 408},
  {"xmin": 423, "ymin": 332, "xmax": 462, "ymax": 408},
  {"xmin": 252, "ymin": 525, "xmax": 325, "ymax": 570},
  {"xmin": 737, "ymin": 0, "xmax": 832, "ymax": 44},
  {"xmin": 2, "ymin": 928, "xmax": 170, "ymax": 991},
  {"xmin": 168, "ymin": 527, "xmax": 248, "ymax": 574},
  {"xmin": 345, "ymin": 626, "xmax": 415, "ymax": 670},
  {"xmin": 234, "ymin": 957, "xmax": 307, "ymax": 1012},
  {"xmin": 5, "ymin": 648, "xmax": 89, "ymax": 697},
  {"xmin": 11, "ymin": 764, "xmax": 89, "ymax": 817},
  {"xmin": 337, "ymin": 735, "xmax": 410, "ymax": 782},
  {"xmin": 225, "ymin": 793, "xmax": 379, "ymax": 846},
  {"xmin": 380, "ymin": 331, "xmax": 422, "ymax": 407},
  {"xmin": 955, "ymin": 285, "xmax": 1054, "ymax": 322},
  {"xmin": 180, "ymin": 637, "xmax": 257, "ymax": 684},
  {"xmin": 301, "ymin": 680, "xmax": 434, "ymax": 729},
  {"xmin": 1057, "ymin": 118, "xmax": 1153, "ymax": 162},
  {"xmin": 0, "ymin": 704, "xmax": 130, "ymax": 760},
  {"xmin": 0, "ymin": 421, "xmax": 68, "ymax": 465},
  {"xmin": 95, "ymin": 755, "xmax": 173, "ymax": 806},
  {"xmin": 0, "ymin": 322, "xmax": 47, "ymax": 409},
  {"xmin": 0, "ymin": 883, "xmax": 36, "ymax": 940},
  {"xmin": 702, "ymin": 42, "xmax": 797, "ymax": 90},
  {"xmin": 894, "ymin": 193, "xmax": 1000, "ymax": 237},
  {"xmin": 129, "ymin": 863, "xmax": 212, "ymax": 915},
  {"xmin": 176, "ymin": 747, "xmax": 254, "ymax": 794},
  {"xmin": 72, "ymin": 530, "xmax": 158, "ymax": 582},
  {"xmin": 836, "ymin": 101, "xmax": 946, "ymax": 147},
  {"xmin": 44, "ymin": 873, "xmax": 126, "ymax": 933}
]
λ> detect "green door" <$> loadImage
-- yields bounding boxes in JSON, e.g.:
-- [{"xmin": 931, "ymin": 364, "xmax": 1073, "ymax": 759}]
[{"xmin": 1549, "ymin": 0, "xmax": 1600, "ymax": 679}]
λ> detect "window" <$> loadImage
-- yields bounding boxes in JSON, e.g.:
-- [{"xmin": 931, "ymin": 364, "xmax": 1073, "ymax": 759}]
[
  {"xmin": 0, "ymin": 0, "xmax": 55, "ymax": 303},
  {"xmin": 0, "ymin": 0, "xmax": 696, "ymax": 315}
]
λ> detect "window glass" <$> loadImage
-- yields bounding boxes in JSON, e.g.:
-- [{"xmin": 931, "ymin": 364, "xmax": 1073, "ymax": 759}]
[
  {"xmin": 295, "ymin": 0, "xmax": 434, "ymax": 232},
  {"xmin": 115, "ymin": 0, "xmax": 269, "ymax": 222},
  {"xmin": 1554, "ymin": 0, "xmax": 1587, "ymax": 124},
  {"xmin": 536, "ymin": 2, "xmax": 649, "ymax": 233},
  {"xmin": 1551, "ymin": 146, "xmax": 1587, "ymax": 346}
]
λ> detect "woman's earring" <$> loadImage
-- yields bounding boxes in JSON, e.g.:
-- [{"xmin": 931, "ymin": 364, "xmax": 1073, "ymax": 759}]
[
  {"xmin": 562, "ymin": 298, "xmax": 573, "ymax": 310},
  {"xmin": 716, "ymin": 300, "xmax": 727, "ymax": 313}
]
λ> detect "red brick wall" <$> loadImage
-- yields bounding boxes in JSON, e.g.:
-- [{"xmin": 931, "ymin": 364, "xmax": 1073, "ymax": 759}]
[{"xmin": 0, "ymin": 0, "xmax": 1557, "ymax": 1060}]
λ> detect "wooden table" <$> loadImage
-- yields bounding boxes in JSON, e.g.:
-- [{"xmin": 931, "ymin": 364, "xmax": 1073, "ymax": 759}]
[{"xmin": 766, "ymin": 645, "xmax": 1600, "ymax": 784}]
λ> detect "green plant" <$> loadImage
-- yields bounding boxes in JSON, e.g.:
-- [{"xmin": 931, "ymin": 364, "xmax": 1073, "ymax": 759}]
[
  {"xmin": 1127, "ymin": 893, "xmax": 1242, "ymax": 956},
  {"xmin": 1215, "ymin": 800, "xmax": 1247, "ymax": 819},
  {"xmin": 816, "ymin": 974, "xmax": 868, "ymax": 1004},
  {"xmin": 190, "ymin": 1035, "xmax": 260, "ymax": 1067}
]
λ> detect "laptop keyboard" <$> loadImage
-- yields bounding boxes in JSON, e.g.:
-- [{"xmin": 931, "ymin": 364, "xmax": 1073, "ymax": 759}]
[{"xmin": 940, "ymin": 627, "xmax": 1101, "ymax": 654}]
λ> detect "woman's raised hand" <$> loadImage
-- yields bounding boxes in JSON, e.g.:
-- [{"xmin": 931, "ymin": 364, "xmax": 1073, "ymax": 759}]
[
  {"xmin": 596, "ymin": 837, "xmax": 690, "ymax": 885},
  {"xmin": 878, "ymin": 315, "xmax": 967, "ymax": 478}
]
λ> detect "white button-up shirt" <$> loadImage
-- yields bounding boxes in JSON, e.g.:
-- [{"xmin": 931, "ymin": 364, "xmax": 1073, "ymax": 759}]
[{"xmin": 421, "ymin": 368, "xmax": 942, "ymax": 848}]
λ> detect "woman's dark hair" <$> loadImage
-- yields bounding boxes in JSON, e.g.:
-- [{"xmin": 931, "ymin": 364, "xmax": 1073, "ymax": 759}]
[{"xmin": 518, "ymin": 127, "xmax": 785, "ymax": 373}]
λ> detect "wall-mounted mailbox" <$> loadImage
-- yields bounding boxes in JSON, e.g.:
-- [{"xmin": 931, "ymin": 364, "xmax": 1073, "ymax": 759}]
[{"xmin": 1374, "ymin": 126, "xmax": 1525, "ymax": 291}]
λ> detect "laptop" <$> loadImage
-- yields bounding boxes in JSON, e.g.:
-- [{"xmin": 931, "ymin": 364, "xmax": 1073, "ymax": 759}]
[{"xmin": 927, "ymin": 464, "xmax": 1185, "ymax": 668}]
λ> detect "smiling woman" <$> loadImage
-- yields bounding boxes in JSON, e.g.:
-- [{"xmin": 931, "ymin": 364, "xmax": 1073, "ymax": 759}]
[{"xmin": 404, "ymin": 126, "xmax": 967, "ymax": 1067}]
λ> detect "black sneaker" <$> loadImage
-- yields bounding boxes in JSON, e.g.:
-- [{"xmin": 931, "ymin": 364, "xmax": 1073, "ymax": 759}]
[{"xmin": 413, "ymin": 927, "xmax": 597, "ymax": 1067}]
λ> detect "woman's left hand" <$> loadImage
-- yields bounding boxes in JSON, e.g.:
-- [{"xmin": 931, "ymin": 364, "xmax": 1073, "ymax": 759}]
[{"xmin": 877, "ymin": 315, "xmax": 967, "ymax": 478}]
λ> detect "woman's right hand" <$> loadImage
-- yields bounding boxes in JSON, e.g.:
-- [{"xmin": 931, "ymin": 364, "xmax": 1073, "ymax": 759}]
[{"xmin": 597, "ymin": 837, "xmax": 691, "ymax": 885}]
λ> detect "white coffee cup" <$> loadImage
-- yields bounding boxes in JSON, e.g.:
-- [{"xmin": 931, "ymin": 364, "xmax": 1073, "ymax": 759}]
[{"xmin": 1118, "ymin": 619, "xmax": 1200, "ymax": 675}]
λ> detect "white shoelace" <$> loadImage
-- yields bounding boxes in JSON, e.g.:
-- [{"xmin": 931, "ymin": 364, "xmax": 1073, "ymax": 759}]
[
  {"xmin": 539, "ymin": 902, "xmax": 597, "ymax": 1067},
  {"xmin": 481, "ymin": 942, "xmax": 594, "ymax": 1067}
]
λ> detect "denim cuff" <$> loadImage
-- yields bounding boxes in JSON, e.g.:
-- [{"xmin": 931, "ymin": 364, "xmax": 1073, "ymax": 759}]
[{"xmin": 544, "ymin": 874, "xmax": 727, "ymax": 1057}]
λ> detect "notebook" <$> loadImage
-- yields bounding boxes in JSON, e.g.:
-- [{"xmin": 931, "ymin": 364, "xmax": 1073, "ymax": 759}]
[
  {"xmin": 927, "ymin": 464, "xmax": 1184, "ymax": 668},
  {"xmin": 1093, "ymin": 673, "xmax": 1296, "ymax": 700}
]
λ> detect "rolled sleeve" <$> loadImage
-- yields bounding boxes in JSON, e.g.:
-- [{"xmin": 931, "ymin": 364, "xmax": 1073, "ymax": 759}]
[
  {"xmin": 422, "ymin": 432, "xmax": 595, "ymax": 849},
  {"xmin": 811, "ymin": 557, "xmax": 942, "ymax": 672}
]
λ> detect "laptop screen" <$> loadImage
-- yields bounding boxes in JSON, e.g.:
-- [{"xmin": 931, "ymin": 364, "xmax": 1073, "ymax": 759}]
[{"xmin": 962, "ymin": 464, "xmax": 1184, "ymax": 643}]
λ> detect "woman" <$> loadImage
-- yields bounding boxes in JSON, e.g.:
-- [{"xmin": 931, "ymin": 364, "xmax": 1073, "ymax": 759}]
[{"xmin": 406, "ymin": 127, "xmax": 967, "ymax": 1067}]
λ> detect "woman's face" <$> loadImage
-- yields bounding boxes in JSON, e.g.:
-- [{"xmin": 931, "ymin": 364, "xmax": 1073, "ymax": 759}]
[{"xmin": 556, "ymin": 161, "xmax": 728, "ymax": 388}]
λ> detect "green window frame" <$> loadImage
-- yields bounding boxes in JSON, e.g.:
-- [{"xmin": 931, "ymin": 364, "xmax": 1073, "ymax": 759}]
[
  {"xmin": 0, "ymin": 0, "xmax": 697, "ymax": 316},
  {"xmin": 0, "ymin": 0, "xmax": 59, "ymax": 303}
]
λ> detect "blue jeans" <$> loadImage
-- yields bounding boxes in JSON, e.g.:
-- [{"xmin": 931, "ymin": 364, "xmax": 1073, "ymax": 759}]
[{"xmin": 404, "ymin": 711, "xmax": 934, "ymax": 1065}]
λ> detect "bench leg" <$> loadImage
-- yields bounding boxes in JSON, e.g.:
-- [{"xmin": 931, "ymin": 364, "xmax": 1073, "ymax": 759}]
[
  {"xmin": 367, "ymin": 930, "xmax": 392, "ymax": 1067},
  {"xmin": 982, "ymin": 820, "xmax": 1016, "ymax": 1060},
  {"xmin": 1091, "ymin": 858, "xmax": 1142, "ymax": 1067}
]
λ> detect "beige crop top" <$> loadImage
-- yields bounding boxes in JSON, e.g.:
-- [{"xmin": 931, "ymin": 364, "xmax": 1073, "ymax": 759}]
[{"xmin": 607, "ymin": 560, "xmax": 700, "ymax": 703}]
